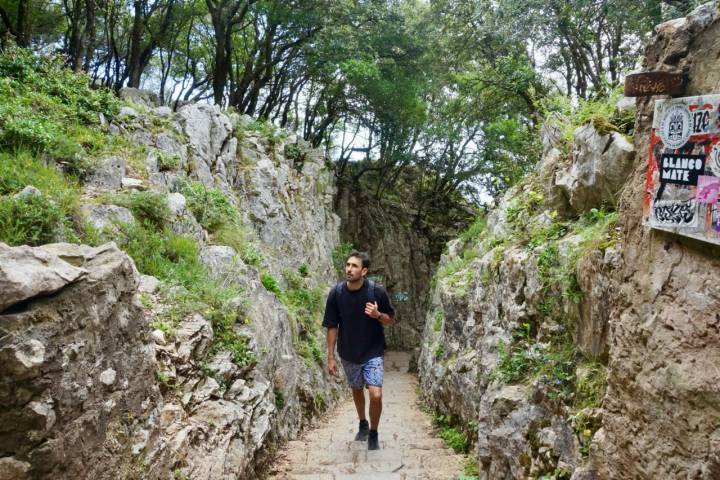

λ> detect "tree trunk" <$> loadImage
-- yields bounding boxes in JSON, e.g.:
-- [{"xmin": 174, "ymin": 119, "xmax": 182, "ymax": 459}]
[{"xmin": 127, "ymin": 0, "xmax": 145, "ymax": 88}]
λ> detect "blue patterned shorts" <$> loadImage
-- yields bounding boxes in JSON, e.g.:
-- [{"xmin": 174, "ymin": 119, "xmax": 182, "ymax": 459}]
[{"xmin": 341, "ymin": 356, "xmax": 384, "ymax": 389}]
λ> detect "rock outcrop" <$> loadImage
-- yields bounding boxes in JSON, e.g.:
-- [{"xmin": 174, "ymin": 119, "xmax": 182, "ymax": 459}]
[
  {"xmin": 418, "ymin": 96, "xmax": 632, "ymax": 478},
  {"xmin": 1, "ymin": 98, "xmax": 343, "ymax": 478},
  {"xmin": 419, "ymin": 4, "xmax": 720, "ymax": 479},
  {"xmin": 592, "ymin": 3, "xmax": 720, "ymax": 478},
  {"xmin": 0, "ymin": 242, "xmax": 158, "ymax": 480}
]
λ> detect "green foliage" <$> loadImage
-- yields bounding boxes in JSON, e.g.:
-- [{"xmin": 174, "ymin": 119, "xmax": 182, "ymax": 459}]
[
  {"xmin": 157, "ymin": 152, "xmax": 180, "ymax": 172},
  {"xmin": 0, "ymin": 151, "xmax": 80, "ymax": 246},
  {"xmin": 434, "ymin": 343, "xmax": 445, "ymax": 360},
  {"xmin": 111, "ymin": 219, "xmax": 254, "ymax": 368},
  {"xmin": 462, "ymin": 457, "xmax": 480, "ymax": 478},
  {"xmin": 274, "ymin": 389, "xmax": 285, "ymax": 410},
  {"xmin": 110, "ymin": 191, "xmax": 170, "ymax": 230},
  {"xmin": 0, "ymin": 49, "xmax": 119, "ymax": 177},
  {"xmin": 432, "ymin": 307, "xmax": 444, "ymax": 333},
  {"xmin": 284, "ymin": 142, "xmax": 307, "ymax": 171},
  {"xmin": 182, "ymin": 180, "xmax": 237, "ymax": 232},
  {"xmin": 151, "ymin": 320, "xmax": 175, "ymax": 337},
  {"xmin": 574, "ymin": 361, "xmax": 608, "ymax": 412},
  {"xmin": 493, "ymin": 322, "xmax": 576, "ymax": 403},
  {"xmin": 214, "ymin": 222, "xmax": 264, "ymax": 268},
  {"xmin": 432, "ymin": 413, "xmax": 472, "ymax": 454},
  {"xmin": 261, "ymin": 273, "xmax": 282, "ymax": 295},
  {"xmin": 439, "ymin": 426, "xmax": 468, "ymax": 454},
  {"xmin": 540, "ymin": 87, "xmax": 635, "ymax": 152},
  {"xmin": 298, "ymin": 264, "xmax": 309, "ymax": 277},
  {"xmin": 540, "ymin": 468, "xmax": 572, "ymax": 480},
  {"xmin": 0, "ymin": 192, "xmax": 68, "ymax": 246},
  {"xmin": 459, "ymin": 214, "xmax": 487, "ymax": 244}
]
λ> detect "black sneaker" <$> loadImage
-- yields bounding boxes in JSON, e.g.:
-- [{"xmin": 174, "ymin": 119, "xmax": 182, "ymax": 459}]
[
  {"xmin": 354, "ymin": 419, "xmax": 369, "ymax": 441},
  {"xmin": 368, "ymin": 430, "xmax": 379, "ymax": 450}
]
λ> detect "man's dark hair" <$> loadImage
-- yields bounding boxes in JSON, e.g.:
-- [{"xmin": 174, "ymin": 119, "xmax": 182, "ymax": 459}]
[{"xmin": 347, "ymin": 251, "xmax": 370, "ymax": 269}]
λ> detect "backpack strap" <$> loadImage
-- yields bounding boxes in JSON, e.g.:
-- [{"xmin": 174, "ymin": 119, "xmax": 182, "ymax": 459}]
[{"xmin": 334, "ymin": 281, "xmax": 344, "ymax": 302}]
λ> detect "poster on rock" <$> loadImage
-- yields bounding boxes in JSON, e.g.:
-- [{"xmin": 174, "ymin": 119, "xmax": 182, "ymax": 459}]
[{"xmin": 644, "ymin": 94, "xmax": 720, "ymax": 244}]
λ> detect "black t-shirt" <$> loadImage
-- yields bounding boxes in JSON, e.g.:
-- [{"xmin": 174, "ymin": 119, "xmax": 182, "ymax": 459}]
[{"xmin": 322, "ymin": 279, "xmax": 396, "ymax": 364}]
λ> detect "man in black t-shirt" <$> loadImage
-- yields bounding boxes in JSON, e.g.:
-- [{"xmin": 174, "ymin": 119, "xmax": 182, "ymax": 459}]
[{"xmin": 322, "ymin": 251, "xmax": 395, "ymax": 451}]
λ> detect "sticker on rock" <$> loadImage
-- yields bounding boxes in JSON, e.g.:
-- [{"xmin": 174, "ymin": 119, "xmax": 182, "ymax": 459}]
[
  {"xmin": 644, "ymin": 94, "xmax": 720, "ymax": 244},
  {"xmin": 713, "ymin": 204, "xmax": 720, "ymax": 232},
  {"xmin": 697, "ymin": 176, "xmax": 720, "ymax": 203},
  {"xmin": 659, "ymin": 103, "xmax": 692, "ymax": 149},
  {"xmin": 651, "ymin": 199, "xmax": 698, "ymax": 228}
]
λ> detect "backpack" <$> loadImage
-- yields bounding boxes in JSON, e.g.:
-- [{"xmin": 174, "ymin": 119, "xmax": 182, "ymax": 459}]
[{"xmin": 335, "ymin": 278, "xmax": 377, "ymax": 305}]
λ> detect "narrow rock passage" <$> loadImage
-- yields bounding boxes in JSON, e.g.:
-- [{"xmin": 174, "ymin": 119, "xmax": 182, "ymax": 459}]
[{"xmin": 266, "ymin": 351, "xmax": 464, "ymax": 479}]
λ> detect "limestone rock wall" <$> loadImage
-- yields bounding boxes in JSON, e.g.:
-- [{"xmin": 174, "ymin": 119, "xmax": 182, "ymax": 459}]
[
  {"xmin": 593, "ymin": 3, "xmax": 720, "ymax": 478},
  {"xmin": 418, "ymin": 99, "xmax": 633, "ymax": 477},
  {"xmin": 0, "ymin": 243, "xmax": 158, "ymax": 480},
  {"xmin": 419, "ymin": 4, "xmax": 720, "ymax": 479},
  {"xmin": 1, "ymin": 99, "xmax": 343, "ymax": 479}
]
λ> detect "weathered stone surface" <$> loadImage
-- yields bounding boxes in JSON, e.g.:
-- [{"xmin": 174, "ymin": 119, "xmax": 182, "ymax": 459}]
[
  {"xmin": 119, "ymin": 87, "xmax": 160, "ymax": 108},
  {"xmin": 0, "ymin": 243, "xmax": 87, "ymax": 312},
  {"xmin": 0, "ymin": 242, "xmax": 157, "ymax": 479},
  {"xmin": 86, "ymin": 156, "xmax": 126, "ymax": 190},
  {"xmin": 591, "ymin": 4, "xmax": 720, "ymax": 479},
  {"xmin": 121, "ymin": 177, "xmax": 145, "ymax": 190},
  {"xmin": 0, "ymin": 457, "xmax": 31, "ymax": 480},
  {"xmin": 555, "ymin": 122, "xmax": 635, "ymax": 214},
  {"xmin": 81, "ymin": 204, "xmax": 134, "ymax": 231},
  {"xmin": 13, "ymin": 185, "xmax": 41, "ymax": 199},
  {"xmin": 138, "ymin": 274, "xmax": 159, "ymax": 293}
]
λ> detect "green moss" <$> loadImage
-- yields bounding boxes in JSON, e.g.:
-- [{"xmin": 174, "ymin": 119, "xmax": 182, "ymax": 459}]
[{"xmin": 432, "ymin": 307, "xmax": 444, "ymax": 333}]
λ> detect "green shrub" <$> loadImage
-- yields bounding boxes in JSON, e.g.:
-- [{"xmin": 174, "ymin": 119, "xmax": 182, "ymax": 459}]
[
  {"xmin": 182, "ymin": 180, "xmax": 237, "ymax": 232},
  {"xmin": 274, "ymin": 389, "xmax": 285, "ymax": 410},
  {"xmin": 462, "ymin": 458, "xmax": 479, "ymax": 477},
  {"xmin": 0, "ymin": 48, "xmax": 119, "ymax": 177},
  {"xmin": 0, "ymin": 151, "xmax": 80, "ymax": 246},
  {"xmin": 434, "ymin": 343, "xmax": 445, "ymax": 359},
  {"xmin": 111, "ymin": 191, "xmax": 170, "ymax": 230},
  {"xmin": 214, "ymin": 222, "xmax": 264, "ymax": 267},
  {"xmin": 439, "ymin": 426, "xmax": 468, "ymax": 453},
  {"xmin": 157, "ymin": 152, "xmax": 180, "ymax": 172},
  {"xmin": 261, "ymin": 273, "xmax": 282, "ymax": 295},
  {"xmin": 459, "ymin": 213, "xmax": 487, "ymax": 244},
  {"xmin": 0, "ymin": 193, "xmax": 67, "ymax": 246},
  {"xmin": 432, "ymin": 307, "xmax": 444, "ymax": 333},
  {"xmin": 298, "ymin": 264, "xmax": 309, "ymax": 277}
]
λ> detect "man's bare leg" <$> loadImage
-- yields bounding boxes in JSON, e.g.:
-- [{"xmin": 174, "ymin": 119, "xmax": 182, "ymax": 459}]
[
  {"xmin": 368, "ymin": 386, "xmax": 382, "ymax": 430},
  {"xmin": 352, "ymin": 388, "xmax": 366, "ymax": 420}
]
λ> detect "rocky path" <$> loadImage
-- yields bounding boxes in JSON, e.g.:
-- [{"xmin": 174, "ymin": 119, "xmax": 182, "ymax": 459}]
[{"xmin": 265, "ymin": 351, "xmax": 464, "ymax": 480}]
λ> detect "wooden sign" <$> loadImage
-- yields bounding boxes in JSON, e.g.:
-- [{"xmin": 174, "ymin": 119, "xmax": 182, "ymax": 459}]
[{"xmin": 624, "ymin": 72, "xmax": 686, "ymax": 97}]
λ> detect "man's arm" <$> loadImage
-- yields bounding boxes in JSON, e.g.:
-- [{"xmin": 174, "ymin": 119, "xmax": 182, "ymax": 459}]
[
  {"xmin": 326, "ymin": 327, "xmax": 338, "ymax": 376},
  {"xmin": 377, "ymin": 312, "xmax": 394, "ymax": 326}
]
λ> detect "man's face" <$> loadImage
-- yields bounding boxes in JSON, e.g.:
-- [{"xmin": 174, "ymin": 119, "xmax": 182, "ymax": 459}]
[{"xmin": 345, "ymin": 256, "xmax": 367, "ymax": 281}]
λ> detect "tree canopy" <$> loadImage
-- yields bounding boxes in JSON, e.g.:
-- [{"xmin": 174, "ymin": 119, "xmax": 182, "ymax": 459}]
[{"xmin": 0, "ymin": 0, "xmax": 704, "ymax": 230}]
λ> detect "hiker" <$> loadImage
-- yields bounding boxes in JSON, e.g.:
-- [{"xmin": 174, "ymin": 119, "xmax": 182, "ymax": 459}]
[{"xmin": 322, "ymin": 251, "xmax": 396, "ymax": 451}]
